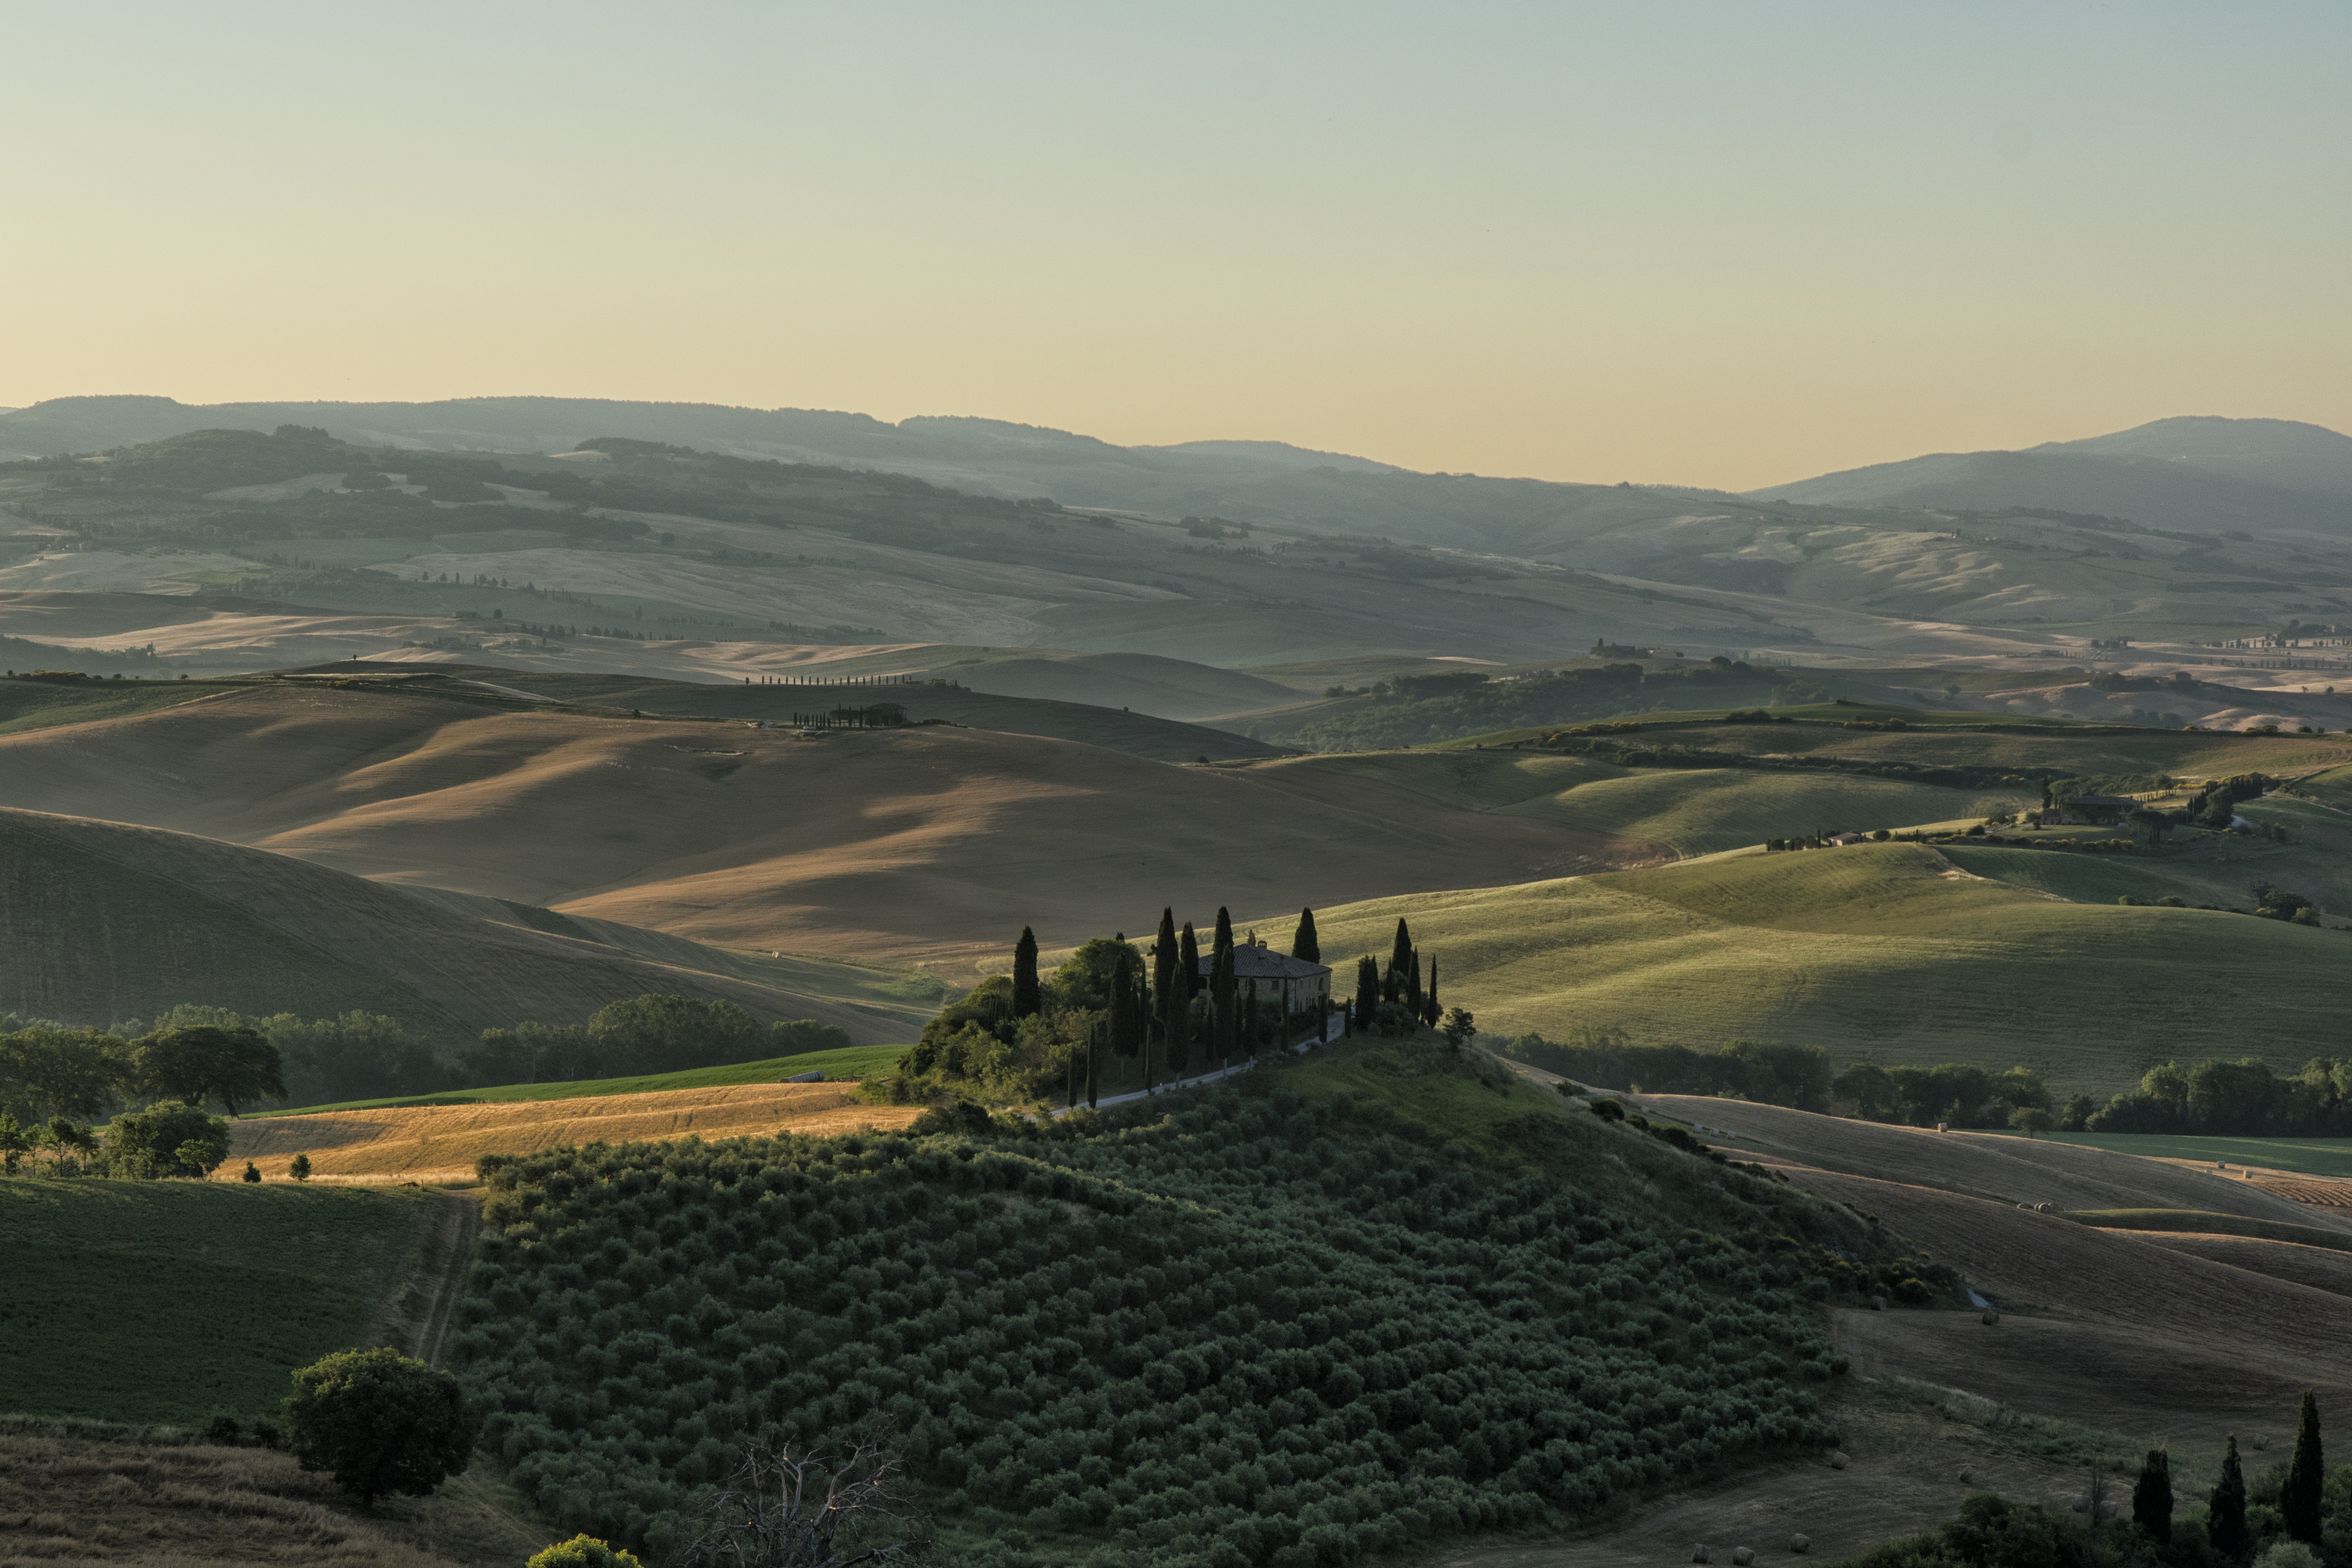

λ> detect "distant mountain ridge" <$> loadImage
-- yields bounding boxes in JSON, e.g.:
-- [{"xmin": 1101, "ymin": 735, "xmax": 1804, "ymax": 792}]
[
  {"xmin": 1749, "ymin": 415, "xmax": 2352, "ymax": 537},
  {"xmin": 7, "ymin": 395, "xmax": 2352, "ymax": 549}
]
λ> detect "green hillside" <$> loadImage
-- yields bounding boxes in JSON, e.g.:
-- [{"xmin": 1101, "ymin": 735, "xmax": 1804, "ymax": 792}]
[
  {"xmin": 1299, "ymin": 843, "xmax": 2352, "ymax": 1095},
  {"xmin": 258, "ymin": 1043, "xmax": 910, "ymax": 1116},
  {"xmin": 0, "ymin": 1181, "xmax": 441, "ymax": 1427}
]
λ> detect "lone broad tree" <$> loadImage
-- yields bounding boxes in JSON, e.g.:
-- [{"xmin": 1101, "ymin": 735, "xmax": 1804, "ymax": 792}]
[
  {"xmin": 285, "ymin": 1348, "xmax": 479, "ymax": 1507},
  {"xmin": 134, "ymin": 1024, "xmax": 285, "ymax": 1117}
]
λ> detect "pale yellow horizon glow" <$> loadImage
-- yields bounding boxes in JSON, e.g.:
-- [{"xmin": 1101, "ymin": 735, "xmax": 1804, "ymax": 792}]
[{"xmin": 3, "ymin": 3, "xmax": 2346, "ymax": 491}]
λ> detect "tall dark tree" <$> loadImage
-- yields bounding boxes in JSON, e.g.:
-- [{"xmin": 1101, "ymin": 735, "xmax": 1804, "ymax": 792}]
[
  {"xmin": 1211, "ymin": 943, "xmax": 1238, "ymax": 1061},
  {"xmin": 1424, "ymin": 956, "xmax": 1442, "ymax": 1026},
  {"xmin": 1085, "ymin": 1015, "xmax": 1099, "ymax": 1109},
  {"xmin": 1389, "ymin": 918, "xmax": 1414, "ymax": 982},
  {"xmin": 1355, "ymin": 956, "xmax": 1380, "ymax": 1025},
  {"xmin": 1109, "ymin": 948, "xmax": 1142, "ymax": 1058},
  {"xmin": 1292, "ymin": 907, "xmax": 1320, "ymax": 964},
  {"xmin": 1161, "ymin": 967, "xmax": 1191, "ymax": 1078},
  {"xmin": 1406, "ymin": 951, "xmax": 1423, "ymax": 1019},
  {"xmin": 1244, "ymin": 979, "xmax": 1259, "ymax": 1058},
  {"xmin": 2132, "ymin": 1448, "xmax": 2172, "ymax": 1543},
  {"xmin": 1011, "ymin": 927, "xmax": 1042, "ymax": 1018},
  {"xmin": 2209, "ymin": 1435, "xmax": 2248, "ymax": 1561},
  {"xmin": 1180, "ymin": 922, "xmax": 1202, "ymax": 996},
  {"xmin": 1214, "ymin": 906, "xmax": 1234, "ymax": 954},
  {"xmin": 2285, "ymin": 1389, "xmax": 2324, "ymax": 1544},
  {"xmin": 1151, "ymin": 908, "xmax": 1178, "ymax": 1038}
]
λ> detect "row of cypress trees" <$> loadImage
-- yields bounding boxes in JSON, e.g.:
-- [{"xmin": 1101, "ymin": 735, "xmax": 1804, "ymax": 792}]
[
  {"xmin": 1350, "ymin": 916, "xmax": 1443, "ymax": 1031},
  {"xmin": 1007, "ymin": 907, "xmax": 1334, "ymax": 1107},
  {"xmin": 2134, "ymin": 1389, "xmax": 2324, "ymax": 1553}
]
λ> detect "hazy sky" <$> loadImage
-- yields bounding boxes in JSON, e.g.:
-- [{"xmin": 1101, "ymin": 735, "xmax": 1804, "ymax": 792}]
[{"xmin": 4, "ymin": 2, "xmax": 2347, "ymax": 489}]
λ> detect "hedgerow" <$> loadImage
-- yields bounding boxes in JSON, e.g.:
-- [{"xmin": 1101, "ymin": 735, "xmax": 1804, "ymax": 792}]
[{"xmin": 455, "ymin": 1086, "xmax": 1850, "ymax": 1567}]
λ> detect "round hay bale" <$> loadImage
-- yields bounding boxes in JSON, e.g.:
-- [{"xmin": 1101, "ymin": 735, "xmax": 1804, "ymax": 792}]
[
  {"xmin": 1694, "ymin": 1547, "xmax": 1712, "ymax": 1564},
  {"xmin": 2097, "ymin": 1501, "xmax": 2120, "ymax": 1519},
  {"xmin": 1958, "ymin": 1467, "xmax": 1977, "ymax": 1485},
  {"xmin": 1869, "ymin": 1295, "xmax": 1887, "ymax": 1311},
  {"xmin": 1734, "ymin": 1548, "xmax": 1756, "ymax": 1566},
  {"xmin": 1829, "ymin": 1451, "xmax": 1849, "ymax": 1470},
  {"xmin": 1790, "ymin": 1535, "xmax": 1811, "ymax": 1554},
  {"xmin": 2070, "ymin": 1495, "xmax": 2087, "ymax": 1514},
  {"xmin": 2035, "ymin": 1201, "xmax": 2053, "ymax": 1212},
  {"xmin": 1981, "ymin": 1310, "xmax": 2000, "ymax": 1326}
]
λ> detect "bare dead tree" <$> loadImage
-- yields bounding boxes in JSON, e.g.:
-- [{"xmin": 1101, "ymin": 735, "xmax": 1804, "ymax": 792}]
[{"xmin": 670, "ymin": 1427, "xmax": 929, "ymax": 1568}]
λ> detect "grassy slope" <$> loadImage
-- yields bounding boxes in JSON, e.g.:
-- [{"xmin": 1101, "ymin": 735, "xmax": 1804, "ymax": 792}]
[
  {"xmin": 0, "ymin": 809, "xmax": 924, "ymax": 1043},
  {"xmin": 1300, "ymin": 843, "xmax": 2352, "ymax": 1095},
  {"xmin": 0, "ymin": 677, "xmax": 230, "ymax": 736},
  {"xmin": 0, "ymin": 1181, "xmax": 439, "ymax": 1426},
  {"xmin": 256, "ymin": 1044, "xmax": 909, "ymax": 1116}
]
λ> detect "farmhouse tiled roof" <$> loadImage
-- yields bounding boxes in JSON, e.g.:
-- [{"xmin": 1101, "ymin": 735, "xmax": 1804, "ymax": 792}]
[{"xmin": 1196, "ymin": 942, "xmax": 1331, "ymax": 980}]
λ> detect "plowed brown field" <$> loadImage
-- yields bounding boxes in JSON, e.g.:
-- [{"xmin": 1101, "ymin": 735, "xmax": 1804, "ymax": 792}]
[
  {"xmin": 2122, "ymin": 1230, "xmax": 2352, "ymax": 1298},
  {"xmin": 1641, "ymin": 1095, "xmax": 2352, "ymax": 1233},
  {"xmin": 223, "ymin": 1082, "xmax": 922, "ymax": 1184}
]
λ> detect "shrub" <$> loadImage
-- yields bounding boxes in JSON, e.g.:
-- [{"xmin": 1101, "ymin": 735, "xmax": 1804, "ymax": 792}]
[
  {"xmin": 528, "ymin": 1537, "xmax": 646, "ymax": 1568},
  {"xmin": 284, "ymin": 1348, "xmax": 480, "ymax": 1506},
  {"xmin": 103, "ymin": 1101, "xmax": 230, "ymax": 1179}
]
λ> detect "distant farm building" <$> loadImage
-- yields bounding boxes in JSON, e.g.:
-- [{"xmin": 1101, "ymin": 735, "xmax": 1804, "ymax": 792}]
[
  {"xmin": 1200, "ymin": 940, "xmax": 1332, "ymax": 1018},
  {"xmin": 2060, "ymin": 794, "xmax": 2141, "ymax": 827}
]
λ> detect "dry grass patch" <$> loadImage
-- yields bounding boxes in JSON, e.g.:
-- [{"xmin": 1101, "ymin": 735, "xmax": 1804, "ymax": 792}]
[
  {"xmin": 224, "ymin": 1082, "xmax": 923, "ymax": 1182},
  {"xmin": 0, "ymin": 1430, "xmax": 546, "ymax": 1567}
]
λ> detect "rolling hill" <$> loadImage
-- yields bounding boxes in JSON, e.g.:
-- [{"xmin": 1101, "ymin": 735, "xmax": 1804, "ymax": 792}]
[
  {"xmin": 0, "ymin": 678, "xmax": 1630, "ymax": 971},
  {"xmin": 1302, "ymin": 839, "xmax": 2352, "ymax": 1095},
  {"xmin": 0, "ymin": 806, "xmax": 935, "ymax": 1042},
  {"xmin": 1751, "ymin": 416, "xmax": 2352, "ymax": 540},
  {"xmin": 15, "ymin": 410, "xmax": 2352, "ymax": 669}
]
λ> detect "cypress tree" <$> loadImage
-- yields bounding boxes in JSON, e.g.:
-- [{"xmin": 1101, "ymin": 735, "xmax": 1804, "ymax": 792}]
[
  {"xmin": 1180, "ymin": 922, "xmax": 1202, "ymax": 996},
  {"xmin": 1213, "ymin": 943, "xmax": 1237, "ymax": 1061},
  {"xmin": 1244, "ymin": 979, "xmax": 1259, "ymax": 1058},
  {"xmin": 1406, "ymin": 951, "xmax": 1423, "ymax": 1018},
  {"xmin": 1084, "ymin": 1016, "xmax": 1099, "ymax": 1109},
  {"xmin": 2209, "ymin": 1435, "xmax": 2248, "ymax": 1561},
  {"xmin": 1292, "ymin": 907, "xmax": 1320, "ymax": 963},
  {"xmin": 1109, "ymin": 950, "xmax": 1139, "ymax": 1057},
  {"xmin": 1214, "ymin": 905, "xmax": 1234, "ymax": 953},
  {"xmin": 1389, "ymin": 917, "xmax": 1414, "ymax": 982},
  {"xmin": 1151, "ymin": 908, "xmax": 1177, "ymax": 1041},
  {"xmin": 1012, "ymin": 927, "xmax": 1042, "ymax": 1018},
  {"xmin": 2132, "ymin": 1448, "xmax": 2172, "ymax": 1543},
  {"xmin": 1355, "ymin": 955, "xmax": 1380, "ymax": 1025},
  {"xmin": 2285, "ymin": 1389, "xmax": 2324, "ymax": 1544},
  {"xmin": 1163, "ymin": 968, "xmax": 1191, "ymax": 1078},
  {"xmin": 1423, "ymin": 956, "xmax": 1441, "ymax": 1026}
]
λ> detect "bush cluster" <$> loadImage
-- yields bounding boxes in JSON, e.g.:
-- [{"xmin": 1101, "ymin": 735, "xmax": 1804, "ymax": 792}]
[
  {"xmin": 455, "ymin": 1087, "xmax": 1847, "ymax": 1566},
  {"xmin": 1510, "ymin": 1032, "xmax": 1831, "ymax": 1111}
]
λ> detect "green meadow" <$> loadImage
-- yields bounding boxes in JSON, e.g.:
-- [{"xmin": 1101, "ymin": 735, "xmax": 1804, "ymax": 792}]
[
  {"xmin": 1300, "ymin": 841, "xmax": 2352, "ymax": 1096},
  {"xmin": 0, "ymin": 1180, "xmax": 440, "ymax": 1427}
]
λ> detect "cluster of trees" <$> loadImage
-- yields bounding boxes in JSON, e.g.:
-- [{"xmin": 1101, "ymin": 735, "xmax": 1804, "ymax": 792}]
[
  {"xmin": 2082, "ymin": 1056, "xmax": 2352, "ymax": 1137},
  {"xmin": 1293, "ymin": 661, "xmax": 1778, "ymax": 750},
  {"xmin": 891, "ymin": 908, "xmax": 1334, "ymax": 1105},
  {"xmin": 1853, "ymin": 1395, "xmax": 2343, "ymax": 1568},
  {"xmin": 0, "ymin": 996, "xmax": 851, "ymax": 1130},
  {"xmin": 1831, "ymin": 1054, "xmax": 2352, "ymax": 1138},
  {"xmin": 1349, "ymin": 917, "xmax": 1461, "ymax": 1039},
  {"xmin": 1508, "ymin": 1031, "xmax": 1832, "ymax": 1110},
  {"xmin": 455, "ymin": 1080, "xmax": 1855, "ymax": 1566},
  {"xmin": 1830, "ymin": 1063, "xmax": 2056, "ymax": 1132}
]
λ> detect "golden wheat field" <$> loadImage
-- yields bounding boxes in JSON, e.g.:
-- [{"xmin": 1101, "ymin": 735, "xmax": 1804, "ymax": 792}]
[{"xmin": 221, "ymin": 1083, "xmax": 924, "ymax": 1184}]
